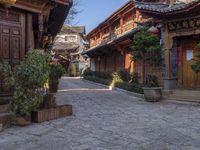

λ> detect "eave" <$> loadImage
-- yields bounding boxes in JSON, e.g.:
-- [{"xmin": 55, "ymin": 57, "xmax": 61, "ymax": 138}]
[
  {"xmin": 82, "ymin": 27, "xmax": 139, "ymax": 57},
  {"xmin": 134, "ymin": 0, "xmax": 200, "ymax": 17}
]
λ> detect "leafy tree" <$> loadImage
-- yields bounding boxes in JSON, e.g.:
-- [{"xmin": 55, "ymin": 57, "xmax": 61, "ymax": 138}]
[{"xmin": 131, "ymin": 28, "xmax": 161, "ymax": 83}]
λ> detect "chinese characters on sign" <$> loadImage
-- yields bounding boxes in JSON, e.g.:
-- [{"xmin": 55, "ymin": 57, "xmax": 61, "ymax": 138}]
[{"xmin": 167, "ymin": 18, "xmax": 200, "ymax": 32}]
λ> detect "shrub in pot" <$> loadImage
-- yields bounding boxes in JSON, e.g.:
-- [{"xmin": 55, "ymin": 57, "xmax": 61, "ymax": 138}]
[
  {"xmin": 49, "ymin": 63, "xmax": 66, "ymax": 93},
  {"xmin": 143, "ymin": 75, "xmax": 162, "ymax": 102},
  {"xmin": 131, "ymin": 27, "xmax": 162, "ymax": 101},
  {"xmin": 11, "ymin": 51, "xmax": 51, "ymax": 125},
  {"xmin": 68, "ymin": 63, "xmax": 77, "ymax": 77}
]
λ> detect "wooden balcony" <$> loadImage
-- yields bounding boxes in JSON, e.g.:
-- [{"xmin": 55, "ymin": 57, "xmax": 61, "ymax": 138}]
[{"xmin": 89, "ymin": 24, "xmax": 135, "ymax": 49}]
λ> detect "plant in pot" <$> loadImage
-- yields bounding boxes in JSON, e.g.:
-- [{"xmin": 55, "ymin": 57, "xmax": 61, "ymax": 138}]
[
  {"xmin": 143, "ymin": 75, "xmax": 162, "ymax": 102},
  {"xmin": 49, "ymin": 63, "xmax": 66, "ymax": 93},
  {"xmin": 11, "ymin": 51, "xmax": 51, "ymax": 126},
  {"xmin": 131, "ymin": 27, "xmax": 162, "ymax": 102},
  {"xmin": 68, "ymin": 63, "xmax": 77, "ymax": 77}
]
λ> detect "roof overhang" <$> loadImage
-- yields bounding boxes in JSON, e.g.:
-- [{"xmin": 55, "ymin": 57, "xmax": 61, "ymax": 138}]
[
  {"xmin": 82, "ymin": 28, "xmax": 139, "ymax": 57},
  {"xmin": 135, "ymin": 0, "xmax": 200, "ymax": 17}
]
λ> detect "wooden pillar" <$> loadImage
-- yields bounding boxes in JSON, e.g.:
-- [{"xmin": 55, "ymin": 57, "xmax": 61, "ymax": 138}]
[
  {"xmin": 26, "ymin": 13, "xmax": 34, "ymax": 51},
  {"xmin": 38, "ymin": 13, "xmax": 44, "ymax": 47},
  {"xmin": 120, "ymin": 15, "xmax": 124, "ymax": 34},
  {"xmin": 164, "ymin": 29, "xmax": 173, "ymax": 79}
]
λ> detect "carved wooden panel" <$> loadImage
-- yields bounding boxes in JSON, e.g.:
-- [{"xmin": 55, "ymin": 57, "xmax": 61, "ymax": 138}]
[
  {"xmin": 0, "ymin": 10, "xmax": 20, "ymax": 23},
  {"xmin": 10, "ymin": 36, "xmax": 20, "ymax": 59},
  {"xmin": 1, "ymin": 35, "xmax": 10, "ymax": 59}
]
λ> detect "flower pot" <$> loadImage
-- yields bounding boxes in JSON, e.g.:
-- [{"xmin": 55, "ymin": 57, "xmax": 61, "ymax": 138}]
[
  {"xmin": 142, "ymin": 87, "xmax": 163, "ymax": 102},
  {"xmin": 15, "ymin": 116, "xmax": 31, "ymax": 126}
]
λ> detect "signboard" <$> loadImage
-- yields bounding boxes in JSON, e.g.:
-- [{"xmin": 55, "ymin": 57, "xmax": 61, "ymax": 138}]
[
  {"xmin": 186, "ymin": 50, "xmax": 193, "ymax": 61},
  {"xmin": 167, "ymin": 18, "xmax": 200, "ymax": 32}
]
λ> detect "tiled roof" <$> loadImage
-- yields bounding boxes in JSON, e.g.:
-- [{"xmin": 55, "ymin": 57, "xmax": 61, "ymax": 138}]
[
  {"xmin": 60, "ymin": 25, "xmax": 86, "ymax": 35},
  {"xmin": 134, "ymin": 0, "xmax": 200, "ymax": 15}
]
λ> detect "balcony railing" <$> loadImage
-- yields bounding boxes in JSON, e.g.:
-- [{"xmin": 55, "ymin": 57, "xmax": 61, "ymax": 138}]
[{"xmin": 89, "ymin": 23, "xmax": 135, "ymax": 49}]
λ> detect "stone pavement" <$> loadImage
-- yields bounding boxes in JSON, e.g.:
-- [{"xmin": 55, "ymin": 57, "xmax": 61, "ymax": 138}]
[{"xmin": 0, "ymin": 77, "xmax": 200, "ymax": 150}]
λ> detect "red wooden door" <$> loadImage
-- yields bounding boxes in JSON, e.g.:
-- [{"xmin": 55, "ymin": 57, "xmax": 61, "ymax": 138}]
[{"xmin": 181, "ymin": 38, "xmax": 200, "ymax": 88}]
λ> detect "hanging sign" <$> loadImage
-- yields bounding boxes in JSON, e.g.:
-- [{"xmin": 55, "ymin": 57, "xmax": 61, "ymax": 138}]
[{"xmin": 0, "ymin": 0, "xmax": 16, "ymax": 4}]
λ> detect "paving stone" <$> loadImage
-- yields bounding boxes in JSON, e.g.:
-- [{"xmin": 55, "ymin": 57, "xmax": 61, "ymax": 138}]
[{"xmin": 0, "ymin": 77, "xmax": 200, "ymax": 150}]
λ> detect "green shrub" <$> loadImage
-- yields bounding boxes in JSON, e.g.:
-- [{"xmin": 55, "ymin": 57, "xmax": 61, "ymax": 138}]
[
  {"xmin": 12, "ymin": 51, "xmax": 51, "ymax": 117},
  {"xmin": 83, "ymin": 68, "xmax": 94, "ymax": 76},
  {"xmin": 191, "ymin": 51, "xmax": 200, "ymax": 73},
  {"xmin": 111, "ymin": 72, "xmax": 123, "ymax": 87},
  {"xmin": 145, "ymin": 75, "xmax": 159, "ymax": 87},
  {"xmin": 0, "ymin": 62, "xmax": 14, "ymax": 92},
  {"xmin": 117, "ymin": 70, "xmax": 131, "ymax": 82},
  {"xmin": 130, "ymin": 73, "xmax": 140, "ymax": 84},
  {"xmin": 68, "ymin": 63, "xmax": 77, "ymax": 77},
  {"xmin": 49, "ymin": 63, "xmax": 66, "ymax": 93}
]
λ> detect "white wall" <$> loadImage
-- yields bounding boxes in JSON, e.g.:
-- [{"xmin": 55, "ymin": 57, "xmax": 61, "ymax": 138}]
[{"xmin": 90, "ymin": 58, "xmax": 96, "ymax": 71}]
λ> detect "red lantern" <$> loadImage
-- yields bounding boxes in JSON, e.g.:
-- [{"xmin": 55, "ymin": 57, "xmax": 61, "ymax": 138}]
[{"xmin": 148, "ymin": 26, "xmax": 159, "ymax": 35}]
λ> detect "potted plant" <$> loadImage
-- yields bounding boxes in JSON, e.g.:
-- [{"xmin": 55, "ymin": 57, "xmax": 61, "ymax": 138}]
[
  {"xmin": 68, "ymin": 63, "xmax": 77, "ymax": 77},
  {"xmin": 49, "ymin": 63, "xmax": 66, "ymax": 93},
  {"xmin": 11, "ymin": 51, "xmax": 51, "ymax": 126},
  {"xmin": 131, "ymin": 27, "xmax": 162, "ymax": 102},
  {"xmin": 143, "ymin": 75, "xmax": 162, "ymax": 102}
]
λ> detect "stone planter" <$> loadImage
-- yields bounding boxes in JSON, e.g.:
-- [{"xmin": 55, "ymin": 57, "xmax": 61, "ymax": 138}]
[
  {"xmin": 143, "ymin": 87, "xmax": 163, "ymax": 102},
  {"xmin": 15, "ymin": 116, "xmax": 31, "ymax": 126}
]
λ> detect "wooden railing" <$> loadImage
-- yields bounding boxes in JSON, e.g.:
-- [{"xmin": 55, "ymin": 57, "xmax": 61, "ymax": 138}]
[{"xmin": 89, "ymin": 23, "xmax": 135, "ymax": 48}]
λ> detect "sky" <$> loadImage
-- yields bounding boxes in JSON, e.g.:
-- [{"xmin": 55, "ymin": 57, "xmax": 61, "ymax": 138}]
[{"xmin": 74, "ymin": 0, "xmax": 129, "ymax": 33}]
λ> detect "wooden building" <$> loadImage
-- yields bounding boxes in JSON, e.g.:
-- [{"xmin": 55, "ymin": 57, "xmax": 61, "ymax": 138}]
[
  {"xmin": 0, "ymin": 0, "xmax": 72, "ymax": 66},
  {"xmin": 135, "ymin": 0, "xmax": 200, "ymax": 89},
  {"xmin": 0, "ymin": 0, "xmax": 72, "ymax": 92},
  {"xmin": 53, "ymin": 25, "xmax": 89, "ymax": 72},
  {"xmin": 83, "ymin": 0, "xmax": 162, "ymax": 82}
]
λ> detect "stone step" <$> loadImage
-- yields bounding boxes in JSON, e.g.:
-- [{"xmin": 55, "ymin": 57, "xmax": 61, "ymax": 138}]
[
  {"xmin": 0, "ymin": 113, "xmax": 15, "ymax": 129},
  {"xmin": 0, "ymin": 96, "xmax": 12, "ymax": 105},
  {"xmin": 0, "ymin": 104, "xmax": 10, "ymax": 113}
]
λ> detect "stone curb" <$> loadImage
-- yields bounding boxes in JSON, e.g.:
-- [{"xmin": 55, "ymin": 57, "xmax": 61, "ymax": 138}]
[
  {"xmin": 82, "ymin": 79, "xmax": 144, "ymax": 99},
  {"xmin": 0, "ymin": 124, "xmax": 2, "ymax": 132}
]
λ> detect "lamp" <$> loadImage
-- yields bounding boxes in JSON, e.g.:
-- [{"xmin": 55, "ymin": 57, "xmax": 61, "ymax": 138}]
[{"xmin": 148, "ymin": 25, "xmax": 159, "ymax": 35}]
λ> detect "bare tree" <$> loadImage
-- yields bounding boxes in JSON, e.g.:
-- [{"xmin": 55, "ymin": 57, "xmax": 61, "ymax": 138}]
[{"xmin": 65, "ymin": 0, "xmax": 80, "ymax": 25}]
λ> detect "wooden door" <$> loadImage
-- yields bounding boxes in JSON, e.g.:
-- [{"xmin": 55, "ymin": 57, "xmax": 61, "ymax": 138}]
[
  {"xmin": 0, "ymin": 9, "xmax": 25, "ymax": 92},
  {"xmin": 181, "ymin": 38, "xmax": 200, "ymax": 88}
]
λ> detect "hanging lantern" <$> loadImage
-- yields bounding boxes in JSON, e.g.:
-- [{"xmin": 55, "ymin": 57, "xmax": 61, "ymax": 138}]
[
  {"xmin": 148, "ymin": 25, "xmax": 159, "ymax": 35},
  {"xmin": 0, "ymin": 0, "xmax": 16, "ymax": 4}
]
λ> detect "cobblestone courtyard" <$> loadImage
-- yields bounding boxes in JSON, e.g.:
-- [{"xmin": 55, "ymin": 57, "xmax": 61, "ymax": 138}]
[{"xmin": 0, "ymin": 77, "xmax": 200, "ymax": 150}]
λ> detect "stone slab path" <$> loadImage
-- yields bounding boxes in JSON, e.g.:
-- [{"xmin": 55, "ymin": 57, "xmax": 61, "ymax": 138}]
[{"xmin": 0, "ymin": 77, "xmax": 200, "ymax": 150}]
